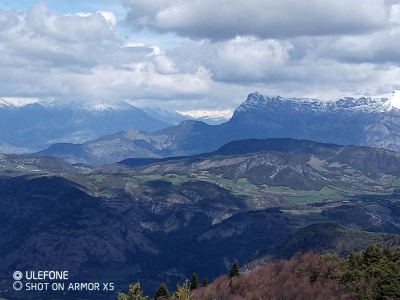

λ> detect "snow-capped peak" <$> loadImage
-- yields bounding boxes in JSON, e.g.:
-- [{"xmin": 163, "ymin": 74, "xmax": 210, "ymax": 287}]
[
  {"xmin": 236, "ymin": 92, "xmax": 393, "ymax": 114},
  {"xmin": 0, "ymin": 98, "xmax": 135, "ymax": 111},
  {"xmin": 0, "ymin": 98, "xmax": 40, "ymax": 108},
  {"xmin": 47, "ymin": 99, "xmax": 135, "ymax": 111},
  {"xmin": 0, "ymin": 99, "xmax": 15, "ymax": 107},
  {"xmin": 80, "ymin": 99, "xmax": 133, "ymax": 111}
]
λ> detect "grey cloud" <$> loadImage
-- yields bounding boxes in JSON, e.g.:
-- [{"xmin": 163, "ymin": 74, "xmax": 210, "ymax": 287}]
[
  {"xmin": 296, "ymin": 29, "xmax": 400, "ymax": 65},
  {"xmin": 163, "ymin": 34, "xmax": 400, "ymax": 102},
  {"xmin": 121, "ymin": 0, "xmax": 390, "ymax": 40},
  {"xmin": 168, "ymin": 37, "xmax": 293, "ymax": 83},
  {"xmin": 0, "ymin": 7, "xmax": 20, "ymax": 32}
]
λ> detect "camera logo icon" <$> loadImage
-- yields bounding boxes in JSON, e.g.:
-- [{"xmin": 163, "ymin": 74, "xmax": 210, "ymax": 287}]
[
  {"xmin": 13, "ymin": 271, "xmax": 23, "ymax": 281},
  {"xmin": 13, "ymin": 281, "xmax": 23, "ymax": 291}
]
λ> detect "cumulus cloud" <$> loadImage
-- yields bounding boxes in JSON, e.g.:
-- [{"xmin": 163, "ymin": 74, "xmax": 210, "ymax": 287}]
[
  {"xmin": 0, "ymin": 3, "xmax": 211, "ymax": 106},
  {"xmin": 166, "ymin": 37, "xmax": 294, "ymax": 83},
  {"xmin": 121, "ymin": 0, "xmax": 390, "ymax": 40},
  {"xmin": 25, "ymin": 3, "xmax": 116, "ymax": 43}
]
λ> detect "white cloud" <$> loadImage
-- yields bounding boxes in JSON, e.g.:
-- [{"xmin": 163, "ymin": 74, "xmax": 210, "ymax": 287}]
[
  {"xmin": 390, "ymin": 90, "xmax": 400, "ymax": 108},
  {"xmin": 390, "ymin": 4, "xmax": 400, "ymax": 24},
  {"xmin": 25, "ymin": 3, "xmax": 116, "ymax": 43},
  {"xmin": 177, "ymin": 109, "xmax": 234, "ymax": 119},
  {"xmin": 75, "ymin": 11, "xmax": 117, "ymax": 28},
  {"xmin": 153, "ymin": 55, "xmax": 178, "ymax": 74},
  {"xmin": 97, "ymin": 11, "xmax": 117, "ymax": 27}
]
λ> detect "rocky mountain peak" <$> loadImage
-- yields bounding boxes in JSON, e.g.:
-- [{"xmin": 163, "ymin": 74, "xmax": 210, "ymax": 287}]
[{"xmin": 236, "ymin": 92, "xmax": 393, "ymax": 114}]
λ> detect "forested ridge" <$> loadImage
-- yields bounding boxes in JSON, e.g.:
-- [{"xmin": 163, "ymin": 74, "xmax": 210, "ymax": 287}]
[{"xmin": 119, "ymin": 244, "xmax": 400, "ymax": 300}]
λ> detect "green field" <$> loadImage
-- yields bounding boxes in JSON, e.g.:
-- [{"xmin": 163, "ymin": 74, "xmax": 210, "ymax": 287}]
[{"xmin": 281, "ymin": 209, "xmax": 329, "ymax": 227}]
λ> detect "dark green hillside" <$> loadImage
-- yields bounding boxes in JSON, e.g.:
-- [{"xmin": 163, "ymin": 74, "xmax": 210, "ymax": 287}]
[
  {"xmin": 34, "ymin": 142, "xmax": 95, "ymax": 164},
  {"xmin": 118, "ymin": 137, "xmax": 342, "ymax": 168},
  {"xmin": 0, "ymin": 153, "xmax": 80, "ymax": 175},
  {"xmin": 141, "ymin": 208, "xmax": 292, "ymax": 292},
  {"xmin": 143, "ymin": 180, "xmax": 247, "ymax": 210},
  {"xmin": 246, "ymin": 222, "xmax": 400, "ymax": 270},
  {"xmin": 214, "ymin": 138, "xmax": 342, "ymax": 159},
  {"xmin": 0, "ymin": 176, "xmax": 149, "ymax": 278},
  {"xmin": 332, "ymin": 146, "xmax": 400, "ymax": 178},
  {"xmin": 323, "ymin": 201, "xmax": 400, "ymax": 234},
  {"xmin": 0, "ymin": 176, "xmax": 292, "ymax": 299}
]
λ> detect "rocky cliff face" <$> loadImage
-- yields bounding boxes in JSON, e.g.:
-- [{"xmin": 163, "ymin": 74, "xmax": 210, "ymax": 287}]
[{"xmin": 224, "ymin": 92, "xmax": 400, "ymax": 150}]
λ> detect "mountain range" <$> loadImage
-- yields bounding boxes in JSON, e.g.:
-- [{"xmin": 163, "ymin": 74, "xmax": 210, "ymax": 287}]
[
  {"xmin": 0, "ymin": 99, "xmax": 173, "ymax": 154},
  {"xmin": 3, "ymin": 92, "xmax": 400, "ymax": 299},
  {"xmin": 2, "ymin": 137, "xmax": 400, "ymax": 299},
  {"xmin": 34, "ymin": 92, "xmax": 400, "ymax": 165},
  {"xmin": 0, "ymin": 99, "xmax": 230, "ymax": 155}
]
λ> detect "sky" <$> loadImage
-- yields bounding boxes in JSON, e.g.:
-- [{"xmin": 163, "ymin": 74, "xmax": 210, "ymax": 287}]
[{"xmin": 0, "ymin": 0, "xmax": 400, "ymax": 116}]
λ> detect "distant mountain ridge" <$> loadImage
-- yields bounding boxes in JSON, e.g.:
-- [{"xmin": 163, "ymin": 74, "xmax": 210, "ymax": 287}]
[
  {"xmin": 141, "ymin": 107, "xmax": 189, "ymax": 125},
  {"xmin": 142, "ymin": 107, "xmax": 230, "ymax": 125},
  {"xmin": 35, "ymin": 92, "xmax": 400, "ymax": 165},
  {"xmin": 0, "ymin": 100, "xmax": 171, "ymax": 153},
  {"xmin": 34, "ymin": 120, "xmax": 215, "ymax": 164}
]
